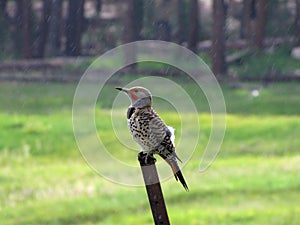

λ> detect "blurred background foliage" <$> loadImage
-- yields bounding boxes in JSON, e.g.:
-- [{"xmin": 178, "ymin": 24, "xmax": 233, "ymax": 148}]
[{"xmin": 0, "ymin": 0, "xmax": 299, "ymax": 80}]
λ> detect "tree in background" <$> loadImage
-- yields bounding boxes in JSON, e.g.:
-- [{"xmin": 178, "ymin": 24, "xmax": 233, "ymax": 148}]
[
  {"xmin": 65, "ymin": 0, "xmax": 85, "ymax": 56},
  {"xmin": 48, "ymin": 0, "xmax": 63, "ymax": 56},
  {"xmin": 135, "ymin": 0, "xmax": 144, "ymax": 40},
  {"xmin": 1, "ymin": 0, "xmax": 52, "ymax": 59},
  {"xmin": 241, "ymin": 0, "xmax": 256, "ymax": 41},
  {"xmin": 0, "ymin": 0, "xmax": 7, "ymax": 17},
  {"xmin": 96, "ymin": 0, "xmax": 102, "ymax": 15},
  {"xmin": 122, "ymin": 0, "xmax": 144, "ymax": 69},
  {"xmin": 175, "ymin": 0, "xmax": 185, "ymax": 44},
  {"xmin": 34, "ymin": 0, "xmax": 52, "ymax": 58},
  {"xmin": 122, "ymin": 0, "xmax": 143, "ymax": 44},
  {"xmin": 144, "ymin": 0, "xmax": 155, "ymax": 39},
  {"xmin": 255, "ymin": 0, "xmax": 267, "ymax": 49},
  {"xmin": 0, "ymin": 0, "xmax": 8, "ymax": 56},
  {"xmin": 0, "ymin": 0, "xmax": 297, "ymax": 62},
  {"xmin": 188, "ymin": 0, "xmax": 200, "ymax": 53},
  {"xmin": 22, "ymin": 0, "xmax": 33, "ymax": 59},
  {"xmin": 211, "ymin": 0, "xmax": 227, "ymax": 77},
  {"xmin": 295, "ymin": 0, "xmax": 300, "ymax": 45},
  {"xmin": 240, "ymin": 0, "xmax": 267, "ymax": 49}
]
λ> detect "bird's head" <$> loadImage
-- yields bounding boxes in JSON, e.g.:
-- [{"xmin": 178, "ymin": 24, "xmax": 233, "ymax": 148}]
[{"xmin": 115, "ymin": 86, "xmax": 152, "ymax": 108}]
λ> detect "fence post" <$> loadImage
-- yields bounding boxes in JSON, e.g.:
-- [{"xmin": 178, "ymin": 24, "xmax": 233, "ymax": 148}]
[{"xmin": 138, "ymin": 152, "xmax": 171, "ymax": 225}]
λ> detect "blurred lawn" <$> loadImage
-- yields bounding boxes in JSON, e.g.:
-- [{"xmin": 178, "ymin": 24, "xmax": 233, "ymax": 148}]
[{"xmin": 0, "ymin": 81, "xmax": 300, "ymax": 225}]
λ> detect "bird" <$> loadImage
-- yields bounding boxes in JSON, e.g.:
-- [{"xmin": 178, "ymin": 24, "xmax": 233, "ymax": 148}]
[{"xmin": 115, "ymin": 86, "xmax": 188, "ymax": 191}]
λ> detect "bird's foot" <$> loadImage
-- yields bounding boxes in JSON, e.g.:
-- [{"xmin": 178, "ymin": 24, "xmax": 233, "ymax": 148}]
[
  {"xmin": 138, "ymin": 152, "xmax": 156, "ymax": 165},
  {"xmin": 145, "ymin": 153, "xmax": 156, "ymax": 165}
]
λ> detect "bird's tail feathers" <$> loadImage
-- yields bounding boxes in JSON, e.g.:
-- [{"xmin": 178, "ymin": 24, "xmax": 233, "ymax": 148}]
[
  {"xmin": 159, "ymin": 153, "xmax": 189, "ymax": 191},
  {"xmin": 170, "ymin": 161, "xmax": 189, "ymax": 191},
  {"xmin": 175, "ymin": 170, "xmax": 189, "ymax": 191},
  {"xmin": 172, "ymin": 151, "xmax": 182, "ymax": 163}
]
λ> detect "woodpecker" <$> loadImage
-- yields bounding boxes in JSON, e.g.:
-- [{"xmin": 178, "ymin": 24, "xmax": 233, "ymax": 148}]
[{"xmin": 116, "ymin": 86, "xmax": 188, "ymax": 191}]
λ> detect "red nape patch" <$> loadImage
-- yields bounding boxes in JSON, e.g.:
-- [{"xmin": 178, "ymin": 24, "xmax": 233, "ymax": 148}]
[{"xmin": 131, "ymin": 93, "xmax": 138, "ymax": 100}]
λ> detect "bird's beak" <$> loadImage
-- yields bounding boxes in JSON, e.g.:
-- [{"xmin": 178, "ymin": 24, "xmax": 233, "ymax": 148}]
[{"xmin": 115, "ymin": 87, "xmax": 129, "ymax": 93}]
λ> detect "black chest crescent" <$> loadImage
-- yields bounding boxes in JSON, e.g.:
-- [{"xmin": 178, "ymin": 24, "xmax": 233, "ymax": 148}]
[{"xmin": 127, "ymin": 107, "xmax": 136, "ymax": 119}]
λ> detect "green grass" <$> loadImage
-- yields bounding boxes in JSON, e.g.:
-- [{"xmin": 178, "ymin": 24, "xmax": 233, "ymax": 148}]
[{"xmin": 0, "ymin": 81, "xmax": 300, "ymax": 225}]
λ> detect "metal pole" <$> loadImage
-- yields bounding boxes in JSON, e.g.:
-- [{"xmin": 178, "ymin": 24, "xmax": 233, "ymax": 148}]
[{"xmin": 138, "ymin": 152, "xmax": 171, "ymax": 225}]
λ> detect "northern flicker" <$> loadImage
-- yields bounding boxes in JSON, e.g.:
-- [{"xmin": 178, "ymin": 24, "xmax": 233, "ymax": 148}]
[{"xmin": 116, "ymin": 86, "xmax": 189, "ymax": 191}]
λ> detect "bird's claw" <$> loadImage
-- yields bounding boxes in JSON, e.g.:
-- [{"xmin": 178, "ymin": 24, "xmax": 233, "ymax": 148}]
[
  {"xmin": 138, "ymin": 152, "xmax": 156, "ymax": 165},
  {"xmin": 145, "ymin": 153, "xmax": 156, "ymax": 165}
]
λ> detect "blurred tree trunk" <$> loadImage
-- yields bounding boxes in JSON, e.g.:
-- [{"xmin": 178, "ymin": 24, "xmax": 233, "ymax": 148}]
[
  {"xmin": 49, "ymin": 0, "xmax": 62, "ymax": 56},
  {"xmin": 0, "ymin": 0, "xmax": 7, "ymax": 20},
  {"xmin": 65, "ymin": 0, "xmax": 84, "ymax": 56},
  {"xmin": 241, "ymin": 0, "xmax": 254, "ymax": 40},
  {"xmin": 96, "ymin": 0, "xmax": 102, "ymax": 15},
  {"xmin": 135, "ymin": 0, "xmax": 144, "ymax": 39},
  {"xmin": 176, "ymin": 0, "xmax": 185, "ymax": 44},
  {"xmin": 0, "ymin": 0, "xmax": 6, "ymax": 11},
  {"xmin": 0, "ymin": 0, "xmax": 16, "ymax": 24},
  {"xmin": 123, "ymin": 1, "xmax": 135, "ymax": 45},
  {"xmin": 122, "ymin": 0, "xmax": 144, "ymax": 70},
  {"xmin": 22, "ymin": 0, "xmax": 33, "ymax": 58},
  {"xmin": 155, "ymin": 20, "xmax": 171, "ymax": 41},
  {"xmin": 211, "ymin": 0, "xmax": 227, "ymax": 77},
  {"xmin": 0, "ymin": 0, "xmax": 8, "ymax": 48},
  {"xmin": 14, "ymin": 1, "xmax": 24, "ymax": 57},
  {"xmin": 295, "ymin": 0, "xmax": 300, "ymax": 45},
  {"xmin": 188, "ymin": 0, "xmax": 199, "ymax": 53},
  {"xmin": 144, "ymin": 0, "xmax": 155, "ymax": 38},
  {"xmin": 34, "ymin": 0, "xmax": 52, "ymax": 58},
  {"xmin": 0, "ymin": 0, "xmax": 14, "ymax": 25},
  {"xmin": 254, "ymin": 0, "xmax": 267, "ymax": 49},
  {"xmin": 240, "ymin": 0, "xmax": 246, "ymax": 39}
]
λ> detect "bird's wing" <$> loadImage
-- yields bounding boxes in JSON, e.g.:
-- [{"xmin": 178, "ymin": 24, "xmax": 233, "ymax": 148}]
[
  {"xmin": 148, "ymin": 113, "xmax": 168, "ymax": 147},
  {"xmin": 147, "ymin": 111, "xmax": 181, "ymax": 158},
  {"xmin": 127, "ymin": 107, "xmax": 135, "ymax": 119}
]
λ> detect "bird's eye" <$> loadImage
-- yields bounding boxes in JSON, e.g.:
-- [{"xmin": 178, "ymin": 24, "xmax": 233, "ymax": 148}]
[{"xmin": 134, "ymin": 90, "xmax": 138, "ymax": 93}]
